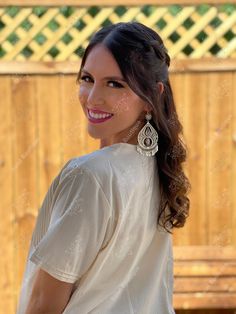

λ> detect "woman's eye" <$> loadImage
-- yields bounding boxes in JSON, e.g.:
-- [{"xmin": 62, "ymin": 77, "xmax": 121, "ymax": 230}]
[
  {"xmin": 80, "ymin": 75, "xmax": 92, "ymax": 83},
  {"xmin": 79, "ymin": 76, "xmax": 123, "ymax": 88},
  {"xmin": 107, "ymin": 81, "xmax": 124, "ymax": 88}
]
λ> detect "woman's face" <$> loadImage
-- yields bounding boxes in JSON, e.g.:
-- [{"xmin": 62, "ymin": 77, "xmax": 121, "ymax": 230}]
[{"xmin": 78, "ymin": 44, "xmax": 150, "ymax": 148}]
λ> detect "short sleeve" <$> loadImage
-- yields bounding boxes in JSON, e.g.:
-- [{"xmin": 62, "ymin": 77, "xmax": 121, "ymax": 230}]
[
  {"xmin": 29, "ymin": 166, "xmax": 112, "ymax": 283},
  {"xmin": 29, "ymin": 159, "xmax": 74, "ymax": 250}
]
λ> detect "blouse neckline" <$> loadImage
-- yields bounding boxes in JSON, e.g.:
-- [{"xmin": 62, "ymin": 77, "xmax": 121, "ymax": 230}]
[
  {"xmin": 100, "ymin": 142, "xmax": 136, "ymax": 150},
  {"xmin": 98, "ymin": 142, "xmax": 155, "ymax": 158}
]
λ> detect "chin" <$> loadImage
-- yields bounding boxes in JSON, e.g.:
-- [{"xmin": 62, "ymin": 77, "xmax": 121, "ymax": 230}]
[{"xmin": 87, "ymin": 128, "xmax": 103, "ymax": 140}]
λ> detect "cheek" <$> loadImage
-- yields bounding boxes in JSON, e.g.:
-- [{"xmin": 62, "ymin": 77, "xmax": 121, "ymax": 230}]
[
  {"xmin": 78, "ymin": 87, "xmax": 88, "ymax": 106},
  {"xmin": 111, "ymin": 92, "xmax": 133, "ymax": 115},
  {"xmin": 112, "ymin": 92, "xmax": 144, "ymax": 118}
]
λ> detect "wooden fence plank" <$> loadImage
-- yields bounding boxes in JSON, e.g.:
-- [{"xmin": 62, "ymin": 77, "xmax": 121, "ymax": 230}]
[
  {"xmin": 1, "ymin": 59, "xmax": 236, "ymax": 75},
  {"xmin": 61, "ymin": 74, "xmax": 83, "ymax": 160},
  {"xmin": 173, "ymin": 245, "xmax": 236, "ymax": 259},
  {"xmin": 174, "ymin": 277, "xmax": 236, "ymax": 292},
  {"xmin": 170, "ymin": 73, "xmax": 190, "ymax": 246},
  {"xmin": 0, "ymin": 76, "xmax": 15, "ymax": 314},
  {"xmin": 36, "ymin": 75, "xmax": 62, "ymax": 203},
  {"xmin": 175, "ymin": 262, "xmax": 236, "ymax": 276},
  {"xmin": 174, "ymin": 293, "xmax": 236, "ymax": 309},
  {"xmin": 207, "ymin": 72, "xmax": 233, "ymax": 246},
  {"xmin": 182, "ymin": 73, "xmax": 208, "ymax": 245},
  {"xmin": 233, "ymin": 73, "xmax": 236, "ymax": 246},
  {"xmin": 10, "ymin": 74, "xmax": 38, "ymax": 304}
]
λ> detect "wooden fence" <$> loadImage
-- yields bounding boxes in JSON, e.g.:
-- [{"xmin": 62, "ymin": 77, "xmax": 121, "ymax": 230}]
[{"xmin": 0, "ymin": 0, "xmax": 236, "ymax": 313}]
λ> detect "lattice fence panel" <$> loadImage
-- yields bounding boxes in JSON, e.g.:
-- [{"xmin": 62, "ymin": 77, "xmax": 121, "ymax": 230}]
[{"xmin": 0, "ymin": 4, "xmax": 235, "ymax": 61}]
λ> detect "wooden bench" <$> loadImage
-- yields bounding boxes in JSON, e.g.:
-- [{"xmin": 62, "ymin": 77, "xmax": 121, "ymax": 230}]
[{"xmin": 173, "ymin": 246, "xmax": 236, "ymax": 309}]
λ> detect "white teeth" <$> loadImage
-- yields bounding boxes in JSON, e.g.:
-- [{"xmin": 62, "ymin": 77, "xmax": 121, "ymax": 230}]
[{"xmin": 88, "ymin": 109, "xmax": 112, "ymax": 119}]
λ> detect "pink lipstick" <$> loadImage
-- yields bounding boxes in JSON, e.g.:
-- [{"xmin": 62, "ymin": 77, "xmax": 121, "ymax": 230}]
[{"xmin": 87, "ymin": 108, "xmax": 113, "ymax": 124}]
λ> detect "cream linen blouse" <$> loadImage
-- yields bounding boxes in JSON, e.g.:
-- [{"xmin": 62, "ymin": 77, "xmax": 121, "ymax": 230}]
[{"xmin": 16, "ymin": 142, "xmax": 175, "ymax": 314}]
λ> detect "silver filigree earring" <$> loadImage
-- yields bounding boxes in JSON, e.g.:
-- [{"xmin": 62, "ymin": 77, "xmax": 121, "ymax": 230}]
[{"xmin": 136, "ymin": 112, "xmax": 158, "ymax": 157}]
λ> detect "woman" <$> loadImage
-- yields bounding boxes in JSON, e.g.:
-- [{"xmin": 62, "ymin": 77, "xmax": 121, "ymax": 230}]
[{"xmin": 17, "ymin": 21, "xmax": 190, "ymax": 314}]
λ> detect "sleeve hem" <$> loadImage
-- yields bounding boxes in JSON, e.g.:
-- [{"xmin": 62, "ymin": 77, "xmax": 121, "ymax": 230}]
[{"xmin": 29, "ymin": 252, "xmax": 78, "ymax": 283}]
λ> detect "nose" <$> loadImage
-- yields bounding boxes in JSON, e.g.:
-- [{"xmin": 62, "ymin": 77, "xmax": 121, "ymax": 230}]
[{"xmin": 87, "ymin": 84, "xmax": 105, "ymax": 106}]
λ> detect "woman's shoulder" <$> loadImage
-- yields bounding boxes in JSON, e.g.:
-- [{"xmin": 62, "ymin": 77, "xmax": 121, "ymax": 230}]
[
  {"xmin": 59, "ymin": 147, "xmax": 115, "ymax": 183},
  {"xmin": 59, "ymin": 143, "xmax": 148, "ymax": 185}
]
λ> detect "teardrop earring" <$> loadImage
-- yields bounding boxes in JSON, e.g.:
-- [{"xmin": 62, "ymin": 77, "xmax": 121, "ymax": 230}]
[{"xmin": 136, "ymin": 112, "xmax": 158, "ymax": 157}]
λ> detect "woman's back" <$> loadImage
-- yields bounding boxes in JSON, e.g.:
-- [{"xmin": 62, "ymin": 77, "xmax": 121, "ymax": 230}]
[{"xmin": 16, "ymin": 142, "xmax": 175, "ymax": 314}]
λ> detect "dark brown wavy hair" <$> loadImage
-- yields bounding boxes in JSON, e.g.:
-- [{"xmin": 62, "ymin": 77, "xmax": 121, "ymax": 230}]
[{"xmin": 76, "ymin": 21, "xmax": 191, "ymax": 234}]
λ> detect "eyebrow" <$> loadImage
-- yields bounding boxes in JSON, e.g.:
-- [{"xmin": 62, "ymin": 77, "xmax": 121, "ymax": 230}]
[{"xmin": 81, "ymin": 69, "xmax": 126, "ymax": 82}]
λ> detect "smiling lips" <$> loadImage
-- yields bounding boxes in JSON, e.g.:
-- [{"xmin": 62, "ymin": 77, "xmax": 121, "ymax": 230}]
[
  {"xmin": 87, "ymin": 108, "xmax": 114, "ymax": 123},
  {"xmin": 88, "ymin": 107, "xmax": 112, "ymax": 114}
]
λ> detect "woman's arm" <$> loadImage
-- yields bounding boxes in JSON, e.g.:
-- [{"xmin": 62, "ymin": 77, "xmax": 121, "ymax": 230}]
[{"xmin": 25, "ymin": 268, "xmax": 74, "ymax": 314}]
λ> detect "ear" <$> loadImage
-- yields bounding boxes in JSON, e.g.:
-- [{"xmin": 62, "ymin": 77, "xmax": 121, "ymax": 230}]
[
  {"xmin": 157, "ymin": 81, "xmax": 164, "ymax": 95},
  {"xmin": 143, "ymin": 104, "xmax": 153, "ymax": 113}
]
